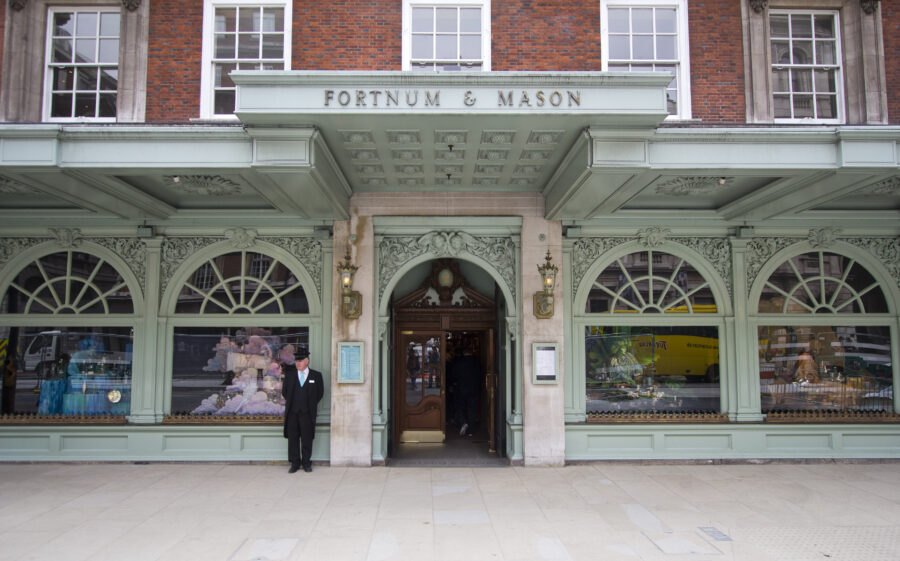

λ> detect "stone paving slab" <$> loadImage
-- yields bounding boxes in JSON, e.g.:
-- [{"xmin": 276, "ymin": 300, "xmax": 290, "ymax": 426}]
[{"xmin": 0, "ymin": 462, "xmax": 898, "ymax": 561}]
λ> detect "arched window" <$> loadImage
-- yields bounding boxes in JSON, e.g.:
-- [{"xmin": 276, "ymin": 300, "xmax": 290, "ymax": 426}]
[
  {"xmin": 582, "ymin": 249, "xmax": 722, "ymax": 417},
  {"xmin": 169, "ymin": 250, "xmax": 311, "ymax": 419},
  {"xmin": 756, "ymin": 251, "xmax": 893, "ymax": 415},
  {"xmin": 1, "ymin": 250, "xmax": 135, "ymax": 418}
]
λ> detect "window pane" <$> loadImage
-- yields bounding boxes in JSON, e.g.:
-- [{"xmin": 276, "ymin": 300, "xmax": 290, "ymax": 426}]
[
  {"xmin": 98, "ymin": 38, "xmax": 118, "ymax": 64},
  {"xmin": 215, "ymin": 63, "xmax": 235, "ymax": 87},
  {"xmin": 171, "ymin": 327, "xmax": 309, "ymax": 416},
  {"xmin": 436, "ymin": 7, "xmax": 457, "ymax": 32},
  {"xmin": 53, "ymin": 67, "xmax": 74, "ymax": 90},
  {"xmin": 99, "ymin": 12, "xmax": 119, "ymax": 36},
  {"xmin": 238, "ymin": 7, "xmax": 260, "ymax": 31},
  {"xmin": 76, "ymin": 67, "xmax": 97, "ymax": 90},
  {"xmin": 656, "ymin": 35, "xmax": 676, "ymax": 59},
  {"xmin": 214, "ymin": 90, "xmax": 235, "ymax": 115},
  {"xmin": 814, "ymin": 14, "xmax": 835, "ymax": 38},
  {"xmin": 459, "ymin": 8, "xmax": 480, "ymax": 32},
  {"xmin": 608, "ymin": 35, "xmax": 630, "ymax": 59},
  {"xmin": 814, "ymin": 69, "xmax": 835, "ymax": 93},
  {"xmin": 52, "ymin": 38, "xmax": 73, "ymax": 63},
  {"xmin": 75, "ymin": 38, "xmax": 97, "ymax": 63},
  {"xmin": 262, "ymin": 7, "xmax": 283, "ymax": 32},
  {"xmin": 74, "ymin": 93, "xmax": 96, "ymax": 117},
  {"xmin": 460, "ymin": 34, "xmax": 481, "ymax": 59},
  {"xmin": 632, "ymin": 35, "xmax": 654, "ymax": 59},
  {"xmin": 215, "ymin": 7, "xmax": 236, "ymax": 32},
  {"xmin": 655, "ymin": 8, "xmax": 676, "ymax": 34},
  {"xmin": 54, "ymin": 12, "xmax": 75, "ymax": 36},
  {"xmin": 815, "ymin": 40, "xmax": 835, "ymax": 65},
  {"xmin": 436, "ymin": 35, "xmax": 457, "ymax": 59},
  {"xmin": 759, "ymin": 325, "xmax": 893, "ymax": 413},
  {"xmin": 411, "ymin": 35, "xmax": 433, "ymax": 59},
  {"xmin": 238, "ymin": 34, "xmax": 260, "ymax": 58},
  {"xmin": 608, "ymin": 8, "xmax": 629, "ymax": 33},
  {"xmin": 98, "ymin": 93, "xmax": 116, "ymax": 117},
  {"xmin": 412, "ymin": 7, "xmax": 433, "ymax": 32},
  {"xmin": 51, "ymin": 93, "xmax": 72, "ymax": 117},
  {"xmin": 75, "ymin": 12, "xmax": 98, "ymax": 36},
  {"xmin": 632, "ymin": 8, "xmax": 652, "ymax": 33},
  {"xmin": 585, "ymin": 326, "xmax": 721, "ymax": 414},
  {"xmin": 261, "ymin": 34, "xmax": 283, "ymax": 59},
  {"xmin": 793, "ymin": 95, "xmax": 814, "ymax": 117},
  {"xmin": 792, "ymin": 69, "xmax": 812, "ymax": 92},
  {"xmin": 215, "ymin": 34, "xmax": 236, "ymax": 58},
  {"xmin": 772, "ymin": 68, "xmax": 789, "ymax": 91},
  {"xmin": 4, "ymin": 327, "xmax": 134, "ymax": 417},
  {"xmin": 770, "ymin": 14, "xmax": 789, "ymax": 37},
  {"xmin": 791, "ymin": 14, "xmax": 812, "ymax": 38},
  {"xmin": 792, "ymin": 41, "xmax": 812, "ymax": 64},
  {"xmin": 771, "ymin": 40, "xmax": 790, "ymax": 65}
]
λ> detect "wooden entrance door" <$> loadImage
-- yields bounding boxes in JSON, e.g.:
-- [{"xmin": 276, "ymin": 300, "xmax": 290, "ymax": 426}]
[{"xmin": 397, "ymin": 331, "xmax": 445, "ymax": 442}]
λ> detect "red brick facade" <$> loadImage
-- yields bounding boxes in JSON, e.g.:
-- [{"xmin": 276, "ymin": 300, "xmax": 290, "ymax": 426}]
[
  {"xmin": 883, "ymin": 2, "xmax": 899, "ymax": 125},
  {"xmin": 146, "ymin": 0, "xmax": 204, "ymax": 122},
  {"xmin": 687, "ymin": 0, "xmax": 746, "ymax": 123}
]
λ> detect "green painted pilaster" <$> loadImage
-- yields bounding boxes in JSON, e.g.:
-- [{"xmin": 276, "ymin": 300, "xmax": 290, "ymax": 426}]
[
  {"xmin": 129, "ymin": 239, "xmax": 163, "ymax": 424},
  {"xmin": 730, "ymin": 238, "xmax": 764, "ymax": 422}
]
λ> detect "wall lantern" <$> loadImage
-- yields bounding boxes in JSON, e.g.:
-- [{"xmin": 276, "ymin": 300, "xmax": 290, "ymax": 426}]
[
  {"xmin": 337, "ymin": 249, "xmax": 361, "ymax": 319},
  {"xmin": 533, "ymin": 250, "xmax": 558, "ymax": 319}
]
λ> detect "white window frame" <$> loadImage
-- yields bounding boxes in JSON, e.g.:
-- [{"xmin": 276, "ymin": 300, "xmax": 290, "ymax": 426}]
[
  {"xmin": 600, "ymin": 0, "xmax": 692, "ymax": 120},
  {"xmin": 769, "ymin": 9, "xmax": 844, "ymax": 124},
  {"xmin": 199, "ymin": 0, "xmax": 292, "ymax": 120},
  {"xmin": 402, "ymin": 0, "xmax": 491, "ymax": 71},
  {"xmin": 42, "ymin": 6, "xmax": 121, "ymax": 123}
]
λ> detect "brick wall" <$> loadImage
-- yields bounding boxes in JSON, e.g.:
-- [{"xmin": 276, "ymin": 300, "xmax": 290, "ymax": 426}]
[
  {"xmin": 145, "ymin": 0, "xmax": 204, "ymax": 122},
  {"xmin": 687, "ymin": 0, "xmax": 745, "ymax": 123},
  {"xmin": 492, "ymin": 1, "xmax": 603, "ymax": 70},
  {"xmin": 294, "ymin": 1, "xmax": 401, "ymax": 70}
]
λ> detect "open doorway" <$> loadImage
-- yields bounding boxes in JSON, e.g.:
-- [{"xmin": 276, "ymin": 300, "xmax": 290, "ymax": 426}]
[{"xmin": 389, "ymin": 259, "xmax": 505, "ymax": 466}]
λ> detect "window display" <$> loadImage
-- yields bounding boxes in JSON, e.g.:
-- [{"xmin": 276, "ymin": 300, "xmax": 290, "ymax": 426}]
[
  {"xmin": 3, "ymin": 327, "xmax": 133, "ymax": 416},
  {"xmin": 171, "ymin": 327, "xmax": 309, "ymax": 416},
  {"xmin": 585, "ymin": 325, "xmax": 720, "ymax": 413},
  {"xmin": 759, "ymin": 325, "xmax": 893, "ymax": 412}
]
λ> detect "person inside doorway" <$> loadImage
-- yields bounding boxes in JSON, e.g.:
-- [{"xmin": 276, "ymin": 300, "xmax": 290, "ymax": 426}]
[{"xmin": 448, "ymin": 347, "xmax": 482, "ymax": 436}]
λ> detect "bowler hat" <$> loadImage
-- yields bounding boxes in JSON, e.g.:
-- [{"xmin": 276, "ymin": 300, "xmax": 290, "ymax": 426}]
[{"xmin": 294, "ymin": 346, "xmax": 310, "ymax": 360}]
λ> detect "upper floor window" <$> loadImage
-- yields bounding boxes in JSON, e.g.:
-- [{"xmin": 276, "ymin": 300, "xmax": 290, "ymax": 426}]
[
  {"xmin": 601, "ymin": 0, "xmax": 691, "ymax": 119},
  {"xmin": 403, "ymin": 0, "xmax": 491, "ymax": 71},
  {"xmin": 200, "ymin": 0, "xmax": 291, "ymax": 119},
  {"xmin": 43, "ymin": 7, "xmax": 120, "ymax": 121},
  {"xmin": 770, "ymin": 11, "xmax": 842, "ymax": 123}
]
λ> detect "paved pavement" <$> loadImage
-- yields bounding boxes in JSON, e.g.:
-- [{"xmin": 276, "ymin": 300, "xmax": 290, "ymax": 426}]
[{"xmin": 1, "ymin": 460, "xmax": 898, "ymax": 561}]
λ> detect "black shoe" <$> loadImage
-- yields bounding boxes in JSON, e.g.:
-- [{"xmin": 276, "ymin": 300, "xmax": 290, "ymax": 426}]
[
  {"xmin": 288, "ymin": 465, "xmax": 300, "ymax": 473},
  {"xmin": 303, "ymin": 465, "xmax": 312, "ymax": 473}
]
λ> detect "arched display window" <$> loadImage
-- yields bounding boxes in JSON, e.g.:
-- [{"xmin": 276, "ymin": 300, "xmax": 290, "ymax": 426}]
[
  {"xmin": 167, "ymin": 249, "xmax": 313, "ymax": 419},
  {"xmin": 581, "ymin": 248, "xmax": 723, "ymax": 417},
  {"xmin": 755, "ymin": 251, "xmax": 894, "ymax": 415},
  {"xmin": 0, "ymin": 249, "xmax": 138, "ymax": 418}
]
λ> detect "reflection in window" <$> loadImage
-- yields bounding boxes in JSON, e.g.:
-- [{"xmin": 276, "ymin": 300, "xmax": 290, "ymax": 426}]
[
  {"xmin": 410, "ymin": 4, "xmax": 484, "ymax": 71},
  {"xmin": 176, "ymin": 251, "xmax": 308, "ymax": 314},
  {"xmin": 585, "ymin": 326, "xmax": 720, "ymax": 413},
  {"xmin": 758, "ymin": 252, "xmax": 887, "ymax": 314},
  {"xmin": 171, "ymin": 327, "xmax": 308, "ymax": 415},
  {"xmin": 3, "ymin": 251, "xmax": 133, "ymax": 314},
  {"xmin": 585, "ymin": 250, "xmax": 717, "ymax": 313},
  {"xmin": 759, "ymin": 325, "xmax": 893, "ymax": 412},
  {"xmin": 2, "ymin": 326, "xmax": 133, "ymax": 416}
]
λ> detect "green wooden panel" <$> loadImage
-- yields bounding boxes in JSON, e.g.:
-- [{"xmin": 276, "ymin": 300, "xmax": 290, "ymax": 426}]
[{"xmin": 60, "ymin": 435, "xmax": 128, "ymax": 451}]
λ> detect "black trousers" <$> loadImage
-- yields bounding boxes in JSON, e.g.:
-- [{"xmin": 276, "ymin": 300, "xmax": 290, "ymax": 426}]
[{"xmin": 286, "ymin": 410, "xmax": 315, "ymax": 467}]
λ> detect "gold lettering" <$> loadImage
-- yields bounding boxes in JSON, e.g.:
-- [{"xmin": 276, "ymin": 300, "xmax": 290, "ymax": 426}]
[
  {"xmin": 369, "ymin": 90, "xmax": 381, "ymax": 106},
  {"xmin": 425, "ymin": 90, "xmax": 440, "ymax": 106},
  {"xmin": 386, "ymin": 90, "xmax": 399, "ymax": 106},
  {"xmin": 356, "ymin": 90, "xmax": 367, "ymax": 106},
  {"xmin": 519, "ymin": 91, "xmax": 531, "ymax": 107},
  {"xmin": 338, "ymin": 91, "xmax": 351, "ymax": 106},
  {"xmin": 568, "ymin": 90, "xmax": 581, "ymax": 107},
  {"xmin": 324, "ymin": 90, "xmax": 335, "ymax": 106},
  {"xmin": 406, "ymin": 90, "xmax": 419, "ymax": 106},
  {"xmin": 498, "ymin": 90, "xmax": 513, "ymax": 106},
  {"xmin": 536, "ymin": 90, "xmax": 545, "ymax": 106},
  {"xmin": 549, "ymin": 91, "xmax": 562, "ymax": 106}
]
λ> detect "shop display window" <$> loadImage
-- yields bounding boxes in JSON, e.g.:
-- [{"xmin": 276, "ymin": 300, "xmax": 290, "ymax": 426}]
[
  {"xmin": 585, "ymin": 325, "xmax": 720, "ymax": 413},
  {"xmin": 2, "ymin": 326, "xmax": 133, "ymax": 416},
  {"xmin": 759, "ymin": 325, "xmax": 893, "ymax": 412},
  {"xmin": 171, "ymin": 326, "xmax": 308, "ymax": 416}
]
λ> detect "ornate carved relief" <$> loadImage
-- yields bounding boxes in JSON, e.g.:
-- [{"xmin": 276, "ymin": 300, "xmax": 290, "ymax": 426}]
[
  {"xmin": 92, "ymin": 238, "xmax": 147, "ymax": 292},
  {"xmin": 865, "ymin": 176, "xmax": 900, "ymax": 196},
  {"xmin": 807, "ymin": 227, "xmax": 841, "ymax": 249},
  {"xmin": 843, "ymin": 237, "xmax": 900, "ymax": 290},
  {"xmin": 163, "ymin": 175, "xmax": 242, "ymax": 196},
  {"xmin": 8, "ymin": 0, "xmax": 27, "ymax": 11},
  {"xmin": 572, "ymin": 236, "xmax": 732, "ymax": 297},
  {"xmin": 0, "ymin": 238, "xmax": 45, "ymax": 266},
  {"xmin": 160, "ymin": 237, "xmax": 220, "ymax": 295},
  {"xmin": 746, "ymin": 237, "xmax": 798, "ymax": 290},
  {"xmin": 225, "ymin": 227, "xmax": 258, "ymax": 249},
  {"xmin": 378, "ymin": 231, "xmax": 516, "ymax": 304},
  {"xmin": 50, "ymin": 228, "xmax": 84, "ymax": 248},
  {"xmin": 671, "ymin": 237, "xmax": 733, "ymax": 296},
  {"xmin": 637, "ymin": 227, "xmax": 670, "ymax": 248},
  {"xmin": 121, "ymin": 0, "xmax": 142, "ymax": 11},
  {"xmin": 260, "ymin": 236, "xmax": 323, "ymax": 296},
  {"xmin": 748, "ymin": 0, "xmax": 767, "ymax": 13},
  {"xmin": 861, "ymin": 0, "xmax": 880, "ymax": 15},
  {"xmin": 655, "ymin": 176, "xmax": 732, "ymax": 196}
]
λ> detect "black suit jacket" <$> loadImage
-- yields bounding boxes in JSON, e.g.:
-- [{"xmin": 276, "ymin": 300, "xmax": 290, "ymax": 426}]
[{"xmin": 282, "ymin": 365, "xmax": 325, "ymax": 438}]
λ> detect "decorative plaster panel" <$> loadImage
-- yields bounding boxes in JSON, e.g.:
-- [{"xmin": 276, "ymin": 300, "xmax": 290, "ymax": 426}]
[{"xmin": 378, "ymin": 231, "xmax": 517, "ymax": 304}]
